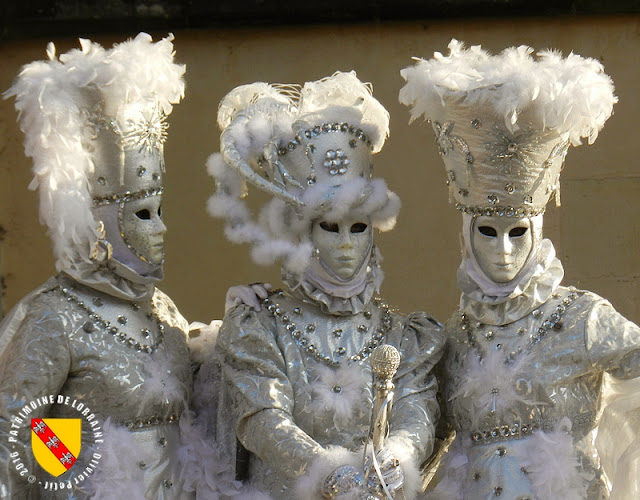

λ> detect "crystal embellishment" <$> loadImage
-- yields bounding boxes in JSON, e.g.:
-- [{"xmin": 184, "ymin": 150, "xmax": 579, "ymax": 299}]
[{"xmin": 324, "ymin": 149, "xmax": 350, "ymax": 175}]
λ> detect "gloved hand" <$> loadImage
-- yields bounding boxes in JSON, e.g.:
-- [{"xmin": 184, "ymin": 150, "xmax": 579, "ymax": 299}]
[
  {"xmin": 225, "ymin": 282, "xmax": 272, "ymax": 312},
  {"xmin": 364, "ymin": 448, "xmax": 404, "ymax": 499},
  {"xmin": 322, "ymin": 465, "xmax": 374, "ymax": 499}
]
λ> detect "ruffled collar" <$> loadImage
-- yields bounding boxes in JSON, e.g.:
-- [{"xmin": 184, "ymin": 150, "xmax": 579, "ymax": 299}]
[
  {"xmin": 283, "ymin": 247, "xmax": 384, "ymax": 315},
  {"xmin": 458, "ymin": 239, "xmax": 564, "ymax": 325},
  {"xmin": 63, "ymin": 257, "xmax": 161, "ymax": 302}
]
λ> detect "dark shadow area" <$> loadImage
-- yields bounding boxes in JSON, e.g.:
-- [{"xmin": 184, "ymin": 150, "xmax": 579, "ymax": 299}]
[{"xmin": 1, "ymin": 0, "xmax": 639, "ymax": 40}]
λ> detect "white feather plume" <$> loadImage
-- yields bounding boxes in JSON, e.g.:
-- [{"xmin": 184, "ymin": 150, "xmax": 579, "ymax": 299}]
[
  {"xmin": 399, "ymin": 38, "xmax": 616, "ymax": 146},
  {"xmin": 4, "ymin": 33, "xmax": 185, "ymax": 270}
]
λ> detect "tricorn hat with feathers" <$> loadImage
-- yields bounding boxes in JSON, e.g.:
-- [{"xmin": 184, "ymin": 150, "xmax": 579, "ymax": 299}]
[{"xmin": 207, "ymin": 71, "xmax": 400, "ymax": 274}]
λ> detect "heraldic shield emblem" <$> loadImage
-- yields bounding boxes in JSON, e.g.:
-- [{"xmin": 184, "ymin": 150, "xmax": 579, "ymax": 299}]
[{"xmin": 31, "ymin": 418, "xmax": 81, "ymax": 477}]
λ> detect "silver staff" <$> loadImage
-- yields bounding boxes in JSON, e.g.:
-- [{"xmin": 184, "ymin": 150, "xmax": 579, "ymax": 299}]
[{"xmin": 370, "ymin": 344, "xmax": 401, "ymax": 450}]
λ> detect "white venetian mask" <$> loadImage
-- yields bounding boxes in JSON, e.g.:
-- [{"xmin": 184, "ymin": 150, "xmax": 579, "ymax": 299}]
[
  {"xmin": 311, "ymin": 215, "xmax": 373, "ymax": 280},
  {"xmin": 470, "ymin": 215, "xmax": 534, "ymax": 283},
  {"xmin": 119, "ymin": 195, "xmax": 166, "ymax": 265}
]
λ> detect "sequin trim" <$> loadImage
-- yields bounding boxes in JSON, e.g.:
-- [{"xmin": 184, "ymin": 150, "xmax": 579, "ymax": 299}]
[
  {"xmin": 121, "ymin": 414, "xmax": 179, "ymax": 429},
  {"xmin": 469, "ymin": 413, "xmax": 597, "ymax": 445},
  {"xmin": 455, "ymin": 203, "xmax": 545, "ymax": 218},
  {"xmin": 93, "ymin": 187, "xmax": 164, "ymax": 207},
  {"xmin": 263, "ymin": 293, "xmax": 392, "ymax": 367},
  {"xmin": 53, "ymin": 285, "xmax": 165, "ymax": 354},
  {"xmin": 461, "ymin": 288, "xmax": 583, "ymax": 363},
  {"xmin": 275, "ymin": 122, "xmax": 373, "ymax": 157}
]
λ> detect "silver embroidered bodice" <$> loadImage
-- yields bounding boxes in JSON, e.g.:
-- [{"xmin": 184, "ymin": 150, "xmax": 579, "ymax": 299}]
[
  {"xmin": 0, "ymin": 274, "xmax": 193, "ymax": 499},
  {"xmin": 215, "ymin": 290, "xmax": 444, "ymax": 499},
  {"xmin": 428, "ymin": 285, "xmax": 640, "ymax": 500}
]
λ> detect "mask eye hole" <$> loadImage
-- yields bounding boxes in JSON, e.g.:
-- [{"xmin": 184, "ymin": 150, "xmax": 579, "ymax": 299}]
[
  {"xmin": 136, "ymin": 209, "xmax": 151, "ymax": 220},
  {"xmin": 350, "ymin": 222, "xmax": 368, "ymax": 233},
  {"xmin": 319, "ymin": 221, "xmax": 339, "ymax": 233},
  {"xmin": 158, "ymin": 206, "xmax": 162, "ymax": 218},
  {"xmin": 509, "ymin": 227, "xmax": 528, "ymax": 237},
  {"xmin": 478, "ymin": 226, "xmax": 497, "ymax": 237}
]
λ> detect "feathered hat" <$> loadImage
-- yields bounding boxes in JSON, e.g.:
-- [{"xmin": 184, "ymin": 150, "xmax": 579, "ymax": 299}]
[
  {"xmin": 5, "ymin": 33, "xmax": 185, "ymax": 270},
  {"xmin": 399, "ymin": 39, "xmax": 616, "ymax": 217},
  {"xmin": 207, "ymin": 71, "xmax": 400, "ymax": 274}
]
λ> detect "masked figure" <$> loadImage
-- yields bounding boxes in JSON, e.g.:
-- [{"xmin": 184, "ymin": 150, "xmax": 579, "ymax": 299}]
[
  {"xmin": 400, "ymin": 40, "xmax": 640, "ymax": 499},
  {"xmin": 208, "ymin": 72, "xmax": 444, "ymax": 499},
  {"xmin": 0, "ymin": 34, "xmax": 231, "ymax": 499}
]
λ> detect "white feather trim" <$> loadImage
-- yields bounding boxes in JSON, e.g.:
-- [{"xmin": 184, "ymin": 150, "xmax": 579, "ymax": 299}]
[
  {"xmin": 139, "ymin": 350, "xmax": 188, "ymax": 410},
  {"xmin": 4, "ymin": 33, "xmax": 184, "ymax": 270},
  {"xmin": 208, "ymin": 72, "xmax": 398, "ymax": 274},
  {"xmin": 83, "ymin": 419, "xmax": 149, "ymax": 499},
  {"xmin": 511, "ymin": 417, "xmax": 591, "ymax": 499},
  {"xmin": 384, "ymin": 435, "xmax": 422, "ymax": 499},
  {"xmin": 307, "ymin": 364, "xmax": 370, "ymax": 431},
  {"xmin": 177, "ymin": 412, "xmax": 244, "ymax": 499},
  {"xmin": 298, "ymin": 71, "xmax": 389, "ymax": 153},
  {"xmin": 400, "ymin": 38, "xmax": 616, "ymax": 146},
  {"xmin": 295, "ymin": 446, "xmax": 362, "ymax": 500},
  {"xmin": 450, "ymin": 348, "xmax": 544, "ymax": 429}
]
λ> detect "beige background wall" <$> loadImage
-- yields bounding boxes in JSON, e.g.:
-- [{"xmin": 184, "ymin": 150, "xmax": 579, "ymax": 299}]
[{"xmin": 1, "ymin": 15, "xmax": 639, "ymax": 326}]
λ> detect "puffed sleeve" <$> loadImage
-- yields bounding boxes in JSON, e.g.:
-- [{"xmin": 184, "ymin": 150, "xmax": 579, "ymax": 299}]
[
  {"xmin": 584, "ymin": 295, "xmax": 640, "ymax": 499},
  {"xmin": 0, "ymin": 296, "xmax": 71, "ymax": 498},
  {"xmin": 584, "ymin": 298, "xmax": 640, "ymax": 379},
  {"xmin": 385, "ymin": 311, "xmax": 445, "ymax": 498},
  {"xmin": 215, "ymin": 304, "xmax": 328, "ymax": 484}
]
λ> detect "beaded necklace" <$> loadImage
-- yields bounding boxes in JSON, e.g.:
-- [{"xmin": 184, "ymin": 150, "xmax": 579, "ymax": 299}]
[
  {"xmin": 263, "ymin": 292, "xmax": 392, "ymax": 367},
  {"xmin": 54, "ymin": 284, "xmax": 165, "ymax": 354},
  {"xmin": 460, "ymin": 287, "xmax": 583, "ymax": 365}
]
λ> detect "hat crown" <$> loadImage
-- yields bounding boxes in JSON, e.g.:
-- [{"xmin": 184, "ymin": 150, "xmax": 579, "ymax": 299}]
[{"xmin": 399, "ymin": 39, "xmax": 617, "ymax": 216}]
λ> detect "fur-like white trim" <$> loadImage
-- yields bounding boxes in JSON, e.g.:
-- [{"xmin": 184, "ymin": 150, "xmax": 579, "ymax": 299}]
[
  {"xmin": 4, "ymin": 33, "xmax": 184, "ymax": 270},
  {"xmin": 208, "ymin": 72, "xmax": 399, "ymax": 274},
  {"xmin": 295, "ymin": 446, "xmax": 362, "ymax": 500},
  {"xmin": 400, "ymin": 39, "xmax": 616, "ymax": 146},
  {"xmin": 306, "ymin": 364, "xmax": 370, "ymax": 431},
  {"xmin": 384, "ymin": 435, "xmax": 422, "ymax": 499},
  {"xmin": 83, "ymin": 419, "xmax": 149, "ymax": 499},
  {"xmin": 188, "ymin": 320, "xmax": 221, "ymax": 366},
  {"xmin": 177, "ymin": 412, "xmax": 245, "ymax": 499},
  {"xmin": 207, "ymin": 153, "xmax": 399, "ymax": 274},
  {"xmin": 450, "ymin": 348, "xmax": 544, "ymax": 429},
  {"xmin": 511, "ymin": 417, "xmax": 590, "ymax": 499}
]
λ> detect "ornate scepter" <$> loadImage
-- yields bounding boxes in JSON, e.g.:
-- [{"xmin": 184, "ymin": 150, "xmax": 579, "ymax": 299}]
[{"xmin": 366, "ymin": 344, "xmax": 402, "ymax": 499}]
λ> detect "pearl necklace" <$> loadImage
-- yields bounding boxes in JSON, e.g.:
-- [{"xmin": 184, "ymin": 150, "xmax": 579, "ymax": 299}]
[
  {"xmin": 263, "ymin": 292, "xmax": 392, "ymax": 367},
  {"xmin": 54, "ymin": 284, "xmax": 165, "ymax": 354}
]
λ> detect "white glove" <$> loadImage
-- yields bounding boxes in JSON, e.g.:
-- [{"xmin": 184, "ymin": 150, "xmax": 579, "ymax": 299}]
[
  {"xmin": 224, "ymin": 282, "xmax": 272, "ymax": 312},
  {"xmin": 364, "ymin": 448, "xmax": 404, "ymax": 499}
]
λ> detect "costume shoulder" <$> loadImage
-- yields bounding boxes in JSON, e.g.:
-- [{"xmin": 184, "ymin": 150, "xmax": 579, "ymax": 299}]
[{"xmin": 152, "ymin": 286, "xmax": 189, "ymax": 334}]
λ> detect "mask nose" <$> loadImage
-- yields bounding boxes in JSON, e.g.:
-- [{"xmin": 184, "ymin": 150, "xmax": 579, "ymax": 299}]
[
  {"xmin": 338, "ymin": 228, "xmax": 354, "ymax": 249},
  {"xmin": 155, "ymin": 218, "xmax": 167, "ymax": 236},
  {"xmin": 496, "ymin": 232, "xmax": 512, "ymax": 256}
]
